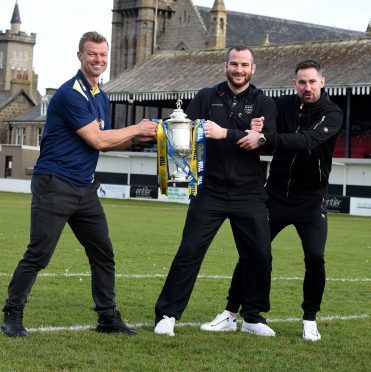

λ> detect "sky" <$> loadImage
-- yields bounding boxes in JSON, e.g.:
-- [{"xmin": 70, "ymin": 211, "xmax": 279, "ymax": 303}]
[{"xmin": 1, "ymin": 0, "xmax": 370, "ymax": 95}]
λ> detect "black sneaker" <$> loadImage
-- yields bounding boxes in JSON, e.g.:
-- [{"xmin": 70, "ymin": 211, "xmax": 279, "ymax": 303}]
[
  {"xmin": 1, "ymin": 309, "xmax": 29, "ymax": 338},
  {"xmin": 96, "ymin": 309, "xmax": 137, "ymax": 335}
]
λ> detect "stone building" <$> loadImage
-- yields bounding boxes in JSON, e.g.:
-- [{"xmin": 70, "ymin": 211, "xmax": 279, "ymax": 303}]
[
  {"xmin": 106, "ymin": 0, "xmax": 371, "ymax": 159},
  {"xmin": 0, "ymin": 90, "xmax": 34, "ymax": 143},
  {"xmin": 0, "ymin": 1, "xmax": 39, "ymax": 98},
  {"xmin": 0, "ymin": 1, "xmax": 43, "ymax": 179},
  {"xmin": 1, "ymin": 0, "xmax": 370, "ymax": 181},
  {"xmin": 0, "ymin": 1, "xmax": 40, "ymax": 144},
  {"xmin": 110, "ymin": 0, "xmax": 368, "ymax": 77}
]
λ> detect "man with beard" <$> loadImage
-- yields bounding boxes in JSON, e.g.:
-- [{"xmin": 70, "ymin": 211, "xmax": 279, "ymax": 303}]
[
  {"xmin": 154, "ymin": 45, "xmax": 277, "ymax": 337},
  {"xmin": 200, "ymin": 59, "xmax": 343, "ymax": 341}
]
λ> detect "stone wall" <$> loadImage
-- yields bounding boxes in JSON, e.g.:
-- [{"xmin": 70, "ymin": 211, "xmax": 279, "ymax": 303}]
[
  {"xmin": 0, "ymin": 94, "xmax": 34, "ymax": 143},
  {"xmin": 159, "ymin": 0, "xmax": 208, "ymax": 51}
]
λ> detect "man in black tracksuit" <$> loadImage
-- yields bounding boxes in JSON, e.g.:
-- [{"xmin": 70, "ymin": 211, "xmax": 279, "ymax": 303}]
[
  {"xmin": 154, "ymin": 45, "xmax": 277, "ymax": 337},
  {"xmin": 200, "ymin": 59, "xmax": 343, "ymax": 341}
]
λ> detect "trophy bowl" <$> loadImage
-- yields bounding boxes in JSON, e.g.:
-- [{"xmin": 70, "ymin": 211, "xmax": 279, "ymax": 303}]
[{"xmin": 164, "ymin": 100, "xmax": 193, "ymax": 182}]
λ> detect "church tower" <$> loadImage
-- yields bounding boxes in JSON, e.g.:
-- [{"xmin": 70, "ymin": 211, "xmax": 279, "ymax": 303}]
[
  {"xmin": 207, "ymin": 0, "xmax": 227, "ymax": 49},
  {"xmin": 0, "ymin": 1, "xmax": 38, "ymax": 102},
  {"xmin": 110, "ymin": 0, "xmax": 177, "ymax": 79}
]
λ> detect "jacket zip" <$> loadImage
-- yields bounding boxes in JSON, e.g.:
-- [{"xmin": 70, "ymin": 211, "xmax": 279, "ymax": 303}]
[
  {"xmin": 286, "ymin": 104, "xmax": 303, "ymax": 197},
  {"xmin": 286, "ymin": 153, "xmax": 298, "ymax": 197},
  {"xmin": 313, "ymin": 115, "xmax": 326, "ymax": 129},
  {"xmin": 313, "ymin": 116, "xmax": 326, "ymax": 184}
]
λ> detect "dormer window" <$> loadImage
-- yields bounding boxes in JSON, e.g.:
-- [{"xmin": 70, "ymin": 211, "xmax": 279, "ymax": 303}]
[{"xmin": 41, "ymin": 98, "xmax": 48, "ymax": 116}]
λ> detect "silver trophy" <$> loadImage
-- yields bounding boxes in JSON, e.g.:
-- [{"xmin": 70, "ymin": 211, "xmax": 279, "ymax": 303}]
[{"xmin": 164, "ymin": 99, "xmax": 193, "ymax": 182}]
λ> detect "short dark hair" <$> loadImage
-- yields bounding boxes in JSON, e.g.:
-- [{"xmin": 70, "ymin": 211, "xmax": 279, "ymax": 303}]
[
  {"xmin": 226, "ymin": 45, "xmax": 255, "ymax": 63},
  {"xmin": 295, "ymin": 59, "xmax": 322, "ymax": 75},
  {"xmin": 78, "ymin": 31, "xmax": 109, "ymax": 53}
]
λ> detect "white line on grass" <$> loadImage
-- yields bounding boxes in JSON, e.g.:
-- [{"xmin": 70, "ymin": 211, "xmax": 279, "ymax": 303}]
[
  {"xmin": 26, "ymin": 314, "xmax": 369, "ymax": 333},
  {"xmin": 0, "ymin": 272, "xmax": 370, "ymax": 282},
  {"xmin": 103, "ymin": 203, "xmax": 186, "ymax": 210}
]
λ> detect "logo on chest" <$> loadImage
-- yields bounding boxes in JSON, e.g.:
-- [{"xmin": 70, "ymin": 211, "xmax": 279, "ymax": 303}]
[{"xmin": 244, "ymin": 104, "xmax": 254, "ymax": 115}]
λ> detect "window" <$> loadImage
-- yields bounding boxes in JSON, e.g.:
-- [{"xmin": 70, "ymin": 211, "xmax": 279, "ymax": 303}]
[
  {"xmin": 37, "ymin": 127, "xmax": 43, "ymax": 146},
  {"xmin": 0, "ymin": 51, "xmax": 3, "ymax": 69},
  {"xmin": 220, "ymin": 18, "xmax": 224, "ymax": 31},
  {"xmin": 132, "ymin": 37, "xmax": 137, "ymax": 66},
  {"xmin": 212, "ymin": 17, "xmax": 216, "ymax": 33},
  {"xmin": 124, "ymin": 37, "xmax": 128, "ymax": 70},
  {"xmin": 41, "ymin": 99, "xmax": 48, "ymax": 116},
  {"xmin": 16, "ymin": 127, "xmax": 25, "ymax": 145},
  {"xmin": 17, "ymin": 51, "xmax": 22, "ymax": 69},
  {"xmin": 11, "ymin": 51, "xmax": 17, "ymax": 69},
  {"xmin": 22, "ymin": 51, "xmax": 28, "ymax": 70}
]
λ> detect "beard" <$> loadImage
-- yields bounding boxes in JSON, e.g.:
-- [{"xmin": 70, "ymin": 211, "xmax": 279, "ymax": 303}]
[
  {"xmin": 299, "ymin": 91, "xmax": 320, "ymax": 104},
  {"xmin": 226, "ymin": 70, "xmax": 252, "ymax": 89}
]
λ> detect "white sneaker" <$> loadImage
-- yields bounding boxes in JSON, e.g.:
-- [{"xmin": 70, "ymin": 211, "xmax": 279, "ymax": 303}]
[
  {"xmin": 302, "ymin": 320, "xmax": 321, "ymax": 341},
  {"xmin": 241, "ymin": 321, "xmax": 276, "ymax": 337},
  {"xmin": 154, "ymin": 315, "xmax": 176, "ymax": 336},
  {"xmin": 200, "ymin": 310, "xmax": 237, "ymax": 332}
]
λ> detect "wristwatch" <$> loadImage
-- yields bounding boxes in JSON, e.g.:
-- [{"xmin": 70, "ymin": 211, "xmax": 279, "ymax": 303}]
[{"xmin": 258, "ymin": 133, "xmax": 266, "ymax": 146}]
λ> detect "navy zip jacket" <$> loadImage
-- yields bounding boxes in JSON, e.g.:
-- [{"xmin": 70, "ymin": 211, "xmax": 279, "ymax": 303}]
[
  {"xmin": 186, "ymin": 81, "xmax": 276, "ymax": 192},
  {"xmin": 265, "ymin": 89, "xmax": 343, "ymax": 200}
]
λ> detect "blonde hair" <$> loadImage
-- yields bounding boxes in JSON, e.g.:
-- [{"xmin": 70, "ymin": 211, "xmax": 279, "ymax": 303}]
[{"xmin": 78, "ymin": 31, "xmax": 108, "ymax": 53}]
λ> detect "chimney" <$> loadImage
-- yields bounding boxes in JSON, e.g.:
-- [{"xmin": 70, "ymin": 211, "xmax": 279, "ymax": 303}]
[
  {"xmin": 45, "ymin": 88, "xmax": 57, "ymax": 96},
  {"xmin": 11, "ymin": 80, "xmax": 31, "ymax": 97}
]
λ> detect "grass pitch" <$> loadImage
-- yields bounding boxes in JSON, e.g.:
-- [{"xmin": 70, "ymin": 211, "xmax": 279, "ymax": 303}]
[{"xmin": 0, "ymin": 192, "xmax": 370, "ymax": 371}]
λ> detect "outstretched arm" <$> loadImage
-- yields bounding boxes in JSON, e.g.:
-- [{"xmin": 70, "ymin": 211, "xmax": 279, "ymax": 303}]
[{"xmin": 76, "ymin": 119, "xmax": 158, "ymax": 151}]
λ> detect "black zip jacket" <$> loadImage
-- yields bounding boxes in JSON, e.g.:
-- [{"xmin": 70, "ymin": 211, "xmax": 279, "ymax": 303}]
[
  {"xmin": 186, "ymin": 81, "xmax": 276, "ymax": 192},
  {"xmin": 265, "ymin": 89, "xmax": 343, "ymax": 200}
]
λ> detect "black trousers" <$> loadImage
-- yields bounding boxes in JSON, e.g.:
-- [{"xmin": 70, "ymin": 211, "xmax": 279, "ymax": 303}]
[
  {"xmin": 3, "ymin": 174, "xmax": 116, "ymax": 313},
  {"xmin": 227, "ymin": 196, "xmax": 327, "ymax": 321},
  {"xmin": 155, "ymin": 187, "xmax": 272, "ymax": 324}
]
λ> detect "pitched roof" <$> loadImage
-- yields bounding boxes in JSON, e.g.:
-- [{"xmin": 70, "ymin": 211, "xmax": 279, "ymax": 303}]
[
  {"xmin": 197, "ymin": 7, "xmax": 367, "ymax": 46},
  {"xmin": 0, "ymin": 92, "xmax": 12, "ymax": 109},
  {"xmin": 0, "ymin": 89, "xmax": 36, "ymax": 112},
  {"xmin": 4, "ymin": 104, "xmax": 44, "ymax": 123},
  {"xmin": 104, "ymin": 38, "xmax": 371, "ymax": 102}
]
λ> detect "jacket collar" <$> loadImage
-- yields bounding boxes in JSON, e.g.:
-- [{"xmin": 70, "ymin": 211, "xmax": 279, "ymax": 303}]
[
  {"xmin": 296, "ymin": 88, "xmax": 329, "ymax": 110},
  {"xmin": 216, "ymin": 81, "xmax": 258, "ymax": 99},
  {"xmin": 76, "ymin": 70, "xmax": 101, "ymax": 96}
]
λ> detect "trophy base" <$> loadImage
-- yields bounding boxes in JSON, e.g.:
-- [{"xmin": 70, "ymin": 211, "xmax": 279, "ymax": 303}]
[{"xmin": 171, "ymin": 170, "xmax": 189, "ymax": 183}]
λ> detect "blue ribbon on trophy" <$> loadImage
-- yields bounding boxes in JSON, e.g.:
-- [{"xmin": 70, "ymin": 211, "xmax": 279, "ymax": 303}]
[{"xmin": 156, "ymin": 99, "xmax": 206, "ymax": 199}]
